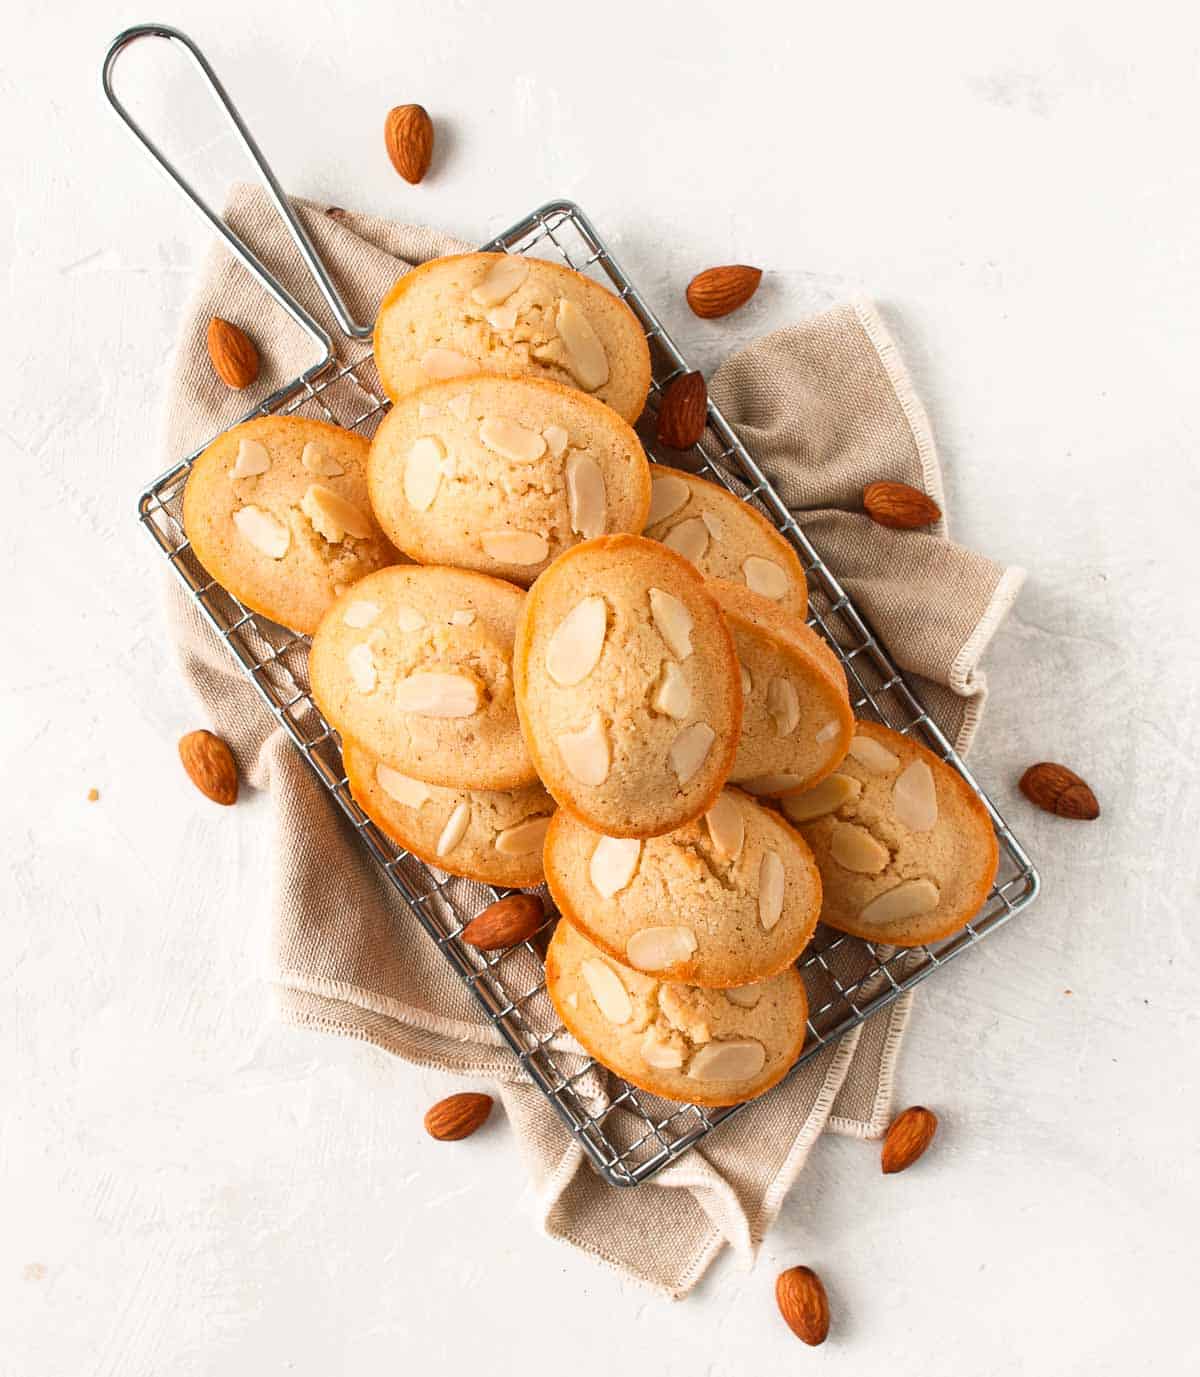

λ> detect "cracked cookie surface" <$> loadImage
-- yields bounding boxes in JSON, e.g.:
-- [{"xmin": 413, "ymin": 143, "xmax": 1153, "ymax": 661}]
[
  {"xmin": 373, "ymin": 253, "xmax": 652, "ymax": 422},
  {"xmin": 368, "ymin": 375, "xmax": 651, "ymax": 585},
  {"xmin": 783, "ymin": 720, "xmax": 999, "ymax": 945},
  {"xmin": 544, "ymin": 787, "xmax": 821, "ymax": 987},
  {"xmin": 308, "ymin": 565, "xmax": 536, "ymax": 790},
  {"xmin": 546, "ymin": 919, "xmax": 809, "ymax": 1106},
  {"xmin": 182, "ymin": 416, "xmax": 398, "ymax": 634}
]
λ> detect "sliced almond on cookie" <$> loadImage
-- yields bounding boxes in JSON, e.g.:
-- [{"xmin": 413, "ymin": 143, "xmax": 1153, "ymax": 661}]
[
  {"xmin": 546, "ymin": 596, "xmax": 607, "ymax": 686},
  {"xmin": 485, "ymin": 303, "xmax": 519, "ymax": 331},
  {"xmin": 830, "ymin": 823, "xmax": 890, "ymax": 874},
  {"xmin": 581, "ymin": 958, "xmax": 633, "ymax": 1024},
  {"xmin": 566, "ymin": 452, "xmax": 607, "ymax": 539},
  {"xmin": 589, "ymin": 835, "xmax": 642, "ymax": 898},
  {"xmin": 394, "ymin": 672, "xmax": 479, "ymax": 717},
  {"xmin": 471, "ymin": 254, "xmax": 529, "ymax": 307},
  {"xmin": 670, "ymin": 722, "xmax": 715, "ymax": 785},
  {"xmin": 404, "ymin": 436, "xmax": 444, "ymax": 511},
  {"xmin": 301, "ymin": 484, "xmax": 373, "ymax": 542},
  {"xmin": 758, "ymin": 851, "xmax": 785, "ymax": 930},
  {"xmin": 688, "ymin": 1038, "xmax": 766, "ymax": 1082},
  {"xmin": 766, "ymin": 677, "xmax": 800, "ymax": 736},
  {"xmin": 893, "ymin": 759, "xmax": 938, "ymax": 831},
  {"xmin": 375, "ymin": 763, "xmax": 430, "ymax": 808},
  {"xmin": 640, "ymin": 1029, "xmax": 685, "ymax": 1070},
  {"xmin": 436, "ymin": 800, "xmax": 471, "ymax": 857},
  {"xmin": 553, "ymin": 299, "xmax": 609, "ymax": 391},
  {"xmin": 233, "ymin": 505, "xmax": 289, "ymax": 559},
  {"xmin": 859, "ymin": 878, "xmax": 940, "ymax": 926},
  {"xmin": 724, "ymin": 984, "xmax": 764, "ymax": 1009},
  {"xmin": 479, "ymin": 417, "xmax": 546, "ymax": 464},
  {"xmin": 229, "ymin": 438, "xmax": 270, "ymax": 478},
  {"xmin": 742, "ymin": 556, "xmax": 789, "ymax": 600},
  {"xmin": 648, "ymin": 587, "xmax": 693, "ymax": 659},
  {"xmin": 848, "ymin": 733, "xmax": 901, "ymax": 774},
  {"xmin": 342, "ymin": 599, "xmax": 380, "ymax": 629},
  {"xmin": 347, "ymin": 642, "xmax": 377, "ymax": 694},
  {"xmin": 663, "ymin": 516, "xmax": 709, "ymax": 564},
  {"xmin": 543, "ymin": 423, "xmax": 569, "ymax": 459},
  {"xmin": 446, "ymin": 392, "xmax": 472, "ymax": 422},
  {"xmin": 479, "ymin": 529, "xmax": 549, "ymax": 565},
  {"xmin": 781, "ymin": 773, "xmax": 862, "ymax": 823},
  {"xmin": 494, "ymin": 815, "xmax": 551, "ymax": 856},
  {"xmin": 651, "ymin": 660, "xmax": 691, "ymax": 719},
  {"xmin": 420, "ymin": 347, "xmax": 474, "ymax": 380},
  {"xmin": 646, "ymin": 474, "xmax": 691, "ymax": 526},
  {"xmin": 557, "ymin": 713, "xmax": 610, "ymax": 786},
  {"xmin": 705, "ymin": 791, "xmax": 745, "ymax": 861},
  {"xmin": 740, "ymin": 773, "xmax": 806, "ymax": 797},
  {"xmin": 626, "ymin": 925, "xmax": 697, "ymax": 972},
  {"xmin": 301, "ymin": 441, "xmax": 344, "ymax": 477},
  {"xmin": 396, "ymin": 605, "xmax": 426, "ymax": 632}
]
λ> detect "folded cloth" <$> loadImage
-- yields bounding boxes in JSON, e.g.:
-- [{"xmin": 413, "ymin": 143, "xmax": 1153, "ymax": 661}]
[{"xmin": 163, "ymin": 184, "xmax": 1023, "ymax": 1299}]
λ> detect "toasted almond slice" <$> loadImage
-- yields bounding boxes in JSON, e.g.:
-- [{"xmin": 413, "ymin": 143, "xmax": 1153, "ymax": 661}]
[
  {"xmin": 640, "ymin": 1029, "xmax": 685, "ymax": 1070},
  {"xmin": 766, "ymin": 677, "xmax": 800, "ymax": 736},
  {"xmin": 418, "ymin": 401, "xmax": 439, "ymax": 422},
  {"xmin": 471, "ymin": 253, "xmax": 529, "ymax": 307},
  {"xmin": 781, "ymin": 773, "xmax": 862, "ymax": 823},
  {"xmin": 758, "ymin": 851, "xmax": 785, "ymax": 929},
  {"xmin": 815, "ymin": 719, "xmax": 840, "ymax": 744},
  {"xmin": 554, "ymin": 298, "xmax": 609, "ymax": 390},
  {"xmin": 566, "ymin": 452, "xmax": 607, "ymax": 539},
  {"xmin": 701, "ymin": 511, "xmax": 723, "ymax": 540},
  {"xmin": 396, "ymin": 605, "xmax": 426, "ymax": 632},
  {"xmin": 233, "ymin": 505, "xmax": 290, "ymax": 559},
  {"xmin": 479, "ymin": 528, "xmax": 549, "ymax": 565},
  {"xmin": 646, "ymin": 474, "xmax": 691, "ymax": 526},
  {"xmin": 830, "ymin": 823, "xmax": 890, "ymax": 874},
  {"xmin": 494, "ymin": 815, "xmax": 551, "ymax": 856},
  {"xmin": 893, "ymin": 759, "xmax": 938, "ymax": 831},
  {"xmin": 446, "ymin": 392, "xmax": 472, "ymax": 422},
  {"xmin": 420, "ymin": 347, "xmax": 474, "ymax": 380},
  {"xmin": 740, "ymin": 773, "xmax": 805, "ymax": 797},
  {"xmin": 670, "ymin": 722, "xmax": 715, "ymax": 785},
  {"xmin": 546, "ymin": 596, "xmax": 607, "ymax": 687},
  {"xmin": 860, "ymin": 878, "xmax": 940, "ymax": 926},
  {"xmin": 648, "ymin": 587, "xmax": 693, "ymax": 659},
  {"xmin": 394, "ymin": 672, "xmax": 479, "ymax": 717},
  {"xmin": 705, "ymin": 791, "xmax": 745, "ymax": 861},
  {"xmin": 724, "ymin": 984, "xmax": 763, "ymax": 1009},
  {"xmin": 375, "ymin": 763, "xmax": 430, "ymax": 808},
  {"xmin": 301, "ymin": 484, "xmax": 373, "ymax": 542},
  {"xmin": 485, "ymin": 303, "xmax": 519, "ymax": 331},
  {"xmin": 449, "ymin": 609, "xmax": 476, "ymax": 626},
  {"xmin": 581, "ymin": 958, "xmax": 632, "ymax": 1024},
  {"xmin": 589, "ymin": 835, "xmax": 642, "ymax": 898},
  {"xmin": 557, "ymin": 713, "xmax": 610, "ymax": 785},
  {"xmin": 300, "ymin": 440, "xmax": 344, "ymax": 476},
  {"xmin": 404, "ymin": 435, "xmax": 445, "ymax": 511},
  {"xmin": 542, "ymin": 423, "xmax": 569, "ymax": 459},
  {"xmin": 742, "ymin": 555, "xmax": 789, "ymax": 600},
  {"xmin": 626, "ymin": 925, "xmax": 697, "ymax": 972},
  {"xmin": 688, "ymin": 1038, "xmax": 766, "ymax": 1082},
  {"xmin": 347, "ymin": 642, "xmax": 377, "ymax": 693},
  {"xmin": 436, "ymin": 800, "xmax": 471, "ymax": 857},
  {"xmin": 479, "ymin": 416, "xmax": 546, "ymax": 464},
  {"xmin": 739, "ymin": 662, "xmax": 753, "ymax": 697},
  {"xmin": 651, "ymin": 660, "xmax": 691, "ymax": 719},
  {"xmin": 848, "ymin": 733, "xmax": 901, "ymax": 774},
  {"xmin": 663, "ymin": 516, "xmax": 709, "ymax": 564},
  {"xmin": 343, "ymin": 599, "xmax": 380, "ymax": 629},
  {"xmin": 229, "ymin": 438, "xmax": 270, "ymax": 478}
]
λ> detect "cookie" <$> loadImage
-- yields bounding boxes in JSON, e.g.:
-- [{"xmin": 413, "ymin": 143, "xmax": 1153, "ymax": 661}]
[
  {"xmin": 543, "ymin": 787, "xmax": 822, "ymax": 987},
  {"xmin": 545, "ymin": 919, "xmax": 809, "ymax": 1107},
  {"xmin": 182, "ymin": 416, "xmax": 398, "ymax": 634},
  {"xmin": 643, "ymin": 466, "xmax": 807, "ymax": 619},
  {"xmin": 709, "ymin": 580, "xmax": 854, "ymax": 798},
  {"xmin": 308, "ymin": 565, "xmax": 536, "ymax": 790},
  {"xmin": 367, "ymin": 376, "xmax": 651, "ymax": 586},
  {"xmin": 342, "ymin": 738, "xmax": 553, "ymax": 886},
  {"xmin": 513, "ymin": 535, "xmax": 741, "ymax": 838},
  {"xmin": 373, "ymin": 253, "xmax": 652, "ymax": 423},
  {"xmin": 781, "ymin": 720, "xmax": 999, "ymax": 946}
]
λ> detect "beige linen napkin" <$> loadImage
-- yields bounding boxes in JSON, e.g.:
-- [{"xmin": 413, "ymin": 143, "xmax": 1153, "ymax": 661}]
[{"xmin": 162, "ymin": 185, "xmax": 1023, "ymax": 1299}]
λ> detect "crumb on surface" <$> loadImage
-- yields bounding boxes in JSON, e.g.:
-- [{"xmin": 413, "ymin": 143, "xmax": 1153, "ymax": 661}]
[{"xmin": 87, "ymin": 788, "xmax": 99, "ymax": 802}]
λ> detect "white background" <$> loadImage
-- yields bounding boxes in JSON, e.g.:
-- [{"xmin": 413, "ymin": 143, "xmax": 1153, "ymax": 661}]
[{"xmin": 3, "ymin": 1, "xmax": 1198, "ymax": 1372}]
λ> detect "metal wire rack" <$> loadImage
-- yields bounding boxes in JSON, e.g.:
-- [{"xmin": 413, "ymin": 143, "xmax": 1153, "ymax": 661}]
[{"xmin": 108, "ymin": 24, "xmax": 1039, "ymax": 1187}]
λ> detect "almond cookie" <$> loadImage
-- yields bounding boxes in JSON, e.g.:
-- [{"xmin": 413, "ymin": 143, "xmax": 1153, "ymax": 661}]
[
  {"xmin": 342, "ymin": 739, "xmax": 553, "ymax": 886},
  {"xmin": 781, "ymin": 720, "xmax": 999, "ymax": 946},
  {"xmin": 182, "ymin": 416, "xmax": 398, "ymax": 634},
  {"xmin": 543, "ymin": 788, "xmax": 821, "ymax": 987},
  {"xmin": 368, "ymin": 376, "xmax": 651, "ymax": 586},
  {"xmin": 709, "ymin": 580, "xmax": 854, "ymax": 798},
  {"xmin": 545, "ymin": 919, "xmax": 809, "ymax": 1107},
  {"xmin": 514, "ymin": 535, "xmax": 741, "ymax": 838},
  {"xmin": 373, "ymin": 254, "xmax": 652, "ymax": 423},
  {"xmin": 643, "ymin": 466, "xmax": 807, "ymax": 618},
  {"xmin": 308, "ymin": 566, "xmax": 536, "ymax": 791}
]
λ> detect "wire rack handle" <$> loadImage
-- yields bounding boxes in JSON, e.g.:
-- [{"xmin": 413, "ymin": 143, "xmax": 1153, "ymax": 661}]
[{"xmin": 101, "ymin": 23, "xmax": 374, "ymax": 362}]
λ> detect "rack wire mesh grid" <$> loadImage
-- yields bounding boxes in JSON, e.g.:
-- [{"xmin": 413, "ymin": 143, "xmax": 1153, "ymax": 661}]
[{"xmin": 137, "ymin": 200, "xmax": 1039, "ymax": 1186}]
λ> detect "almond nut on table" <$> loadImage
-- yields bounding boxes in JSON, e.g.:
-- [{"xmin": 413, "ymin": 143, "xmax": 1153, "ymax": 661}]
[
  {"xmin": 385, "ymin": 103, "xmax": 434, "ymax": 184},
  {"xmin": 881, "ymin": 1104, "xmax": 939, "ymax": 1174},
  {"xmin": 862, "ymin": 480, "xmax": 942, "ymax": 530},
  {"xmin": 685, "ymin": 264, "xmax": 763, "ymax": 318},
  {"xmin": 775, "ymin": 1265, "xmax": 831, "ymax": 1346},
  {"xmin": 423, "ymin": 1092, "xmax": 493, "ymax": 1141},
  {"xmin": 205, "ymin": 317, "xmax": 259, "ymax": 390},
  {"xmin": 178, "ymin": 729, "xmax": 239, "ymax": 806},
  {"xmin": 460, "ymin": 893, "xmax": 545, "ymax": 951},
  {"xmin": 1019, "ymin": 761, "xmax": 1100, "ymax": 820},
  {"xmin": 655, "ymin": 370, "xmax": 708, "ymax": 449}
]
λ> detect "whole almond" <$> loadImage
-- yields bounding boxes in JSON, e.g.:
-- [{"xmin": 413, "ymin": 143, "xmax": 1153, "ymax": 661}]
[
  {"xmin": 385, "ymin": 104, "xmax": 434, "ymax": 184},
  {"xmin": 1019, "ymin": 762, "xmax": 1100, "ymax": 820},
  {"xmin": 775, "ymin": 1266, "xmax": 830, "ymax": 1346},
  {"xmin": 178, "ymin": 730, "xmax": 238, "ymax": 806},
  {"xmin": 460, "ymin": 893, "xmax": 545, "ymax": 951},
  {"xmin": 656, "ymin": 371, "xmax": 707, "ymax": 449},
  {"xmin": 206, "ymin": 318, "xmax": 259, "ymax": 390},
  {"xmin": 863, "ymin": 481, "xmax": 941, "ymax": 530},
  {"xmin": 686, "ymin": 264, "xmax": 762, "ymax": 318},
  {"xmin": 423, "ymin": 1091, "xmax": 493, "ymax": 1141},
  {"xmin": 881, "ymin": 1105, "xmax": 939, "ymax": 1174}
]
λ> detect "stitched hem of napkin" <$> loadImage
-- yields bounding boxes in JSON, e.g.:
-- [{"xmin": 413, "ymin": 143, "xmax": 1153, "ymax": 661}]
[
  {"xmin": 949, "ymin": 564, "xmax": 1026, "ymax": 755},
  {"xmin": 826, "ymin": 992, "xmax": 915, "ymax": 1139}
]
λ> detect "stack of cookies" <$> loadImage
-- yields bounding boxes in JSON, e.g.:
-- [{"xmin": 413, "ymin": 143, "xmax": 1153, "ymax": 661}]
[{"xmin": 182, "ymin": 251, "xmax": 998, "ymax": 1107}]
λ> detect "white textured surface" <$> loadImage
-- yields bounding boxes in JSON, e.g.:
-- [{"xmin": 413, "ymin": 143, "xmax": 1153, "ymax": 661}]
[{"xmin": 4, "ymin": 1, "xmax": 1198, "ymax": 1371}]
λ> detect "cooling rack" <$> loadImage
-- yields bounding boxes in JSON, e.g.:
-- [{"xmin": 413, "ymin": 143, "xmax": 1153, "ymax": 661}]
[{"xmin": 106, "ymin": 23, "xmax": 1039, "ymax": 1187}]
